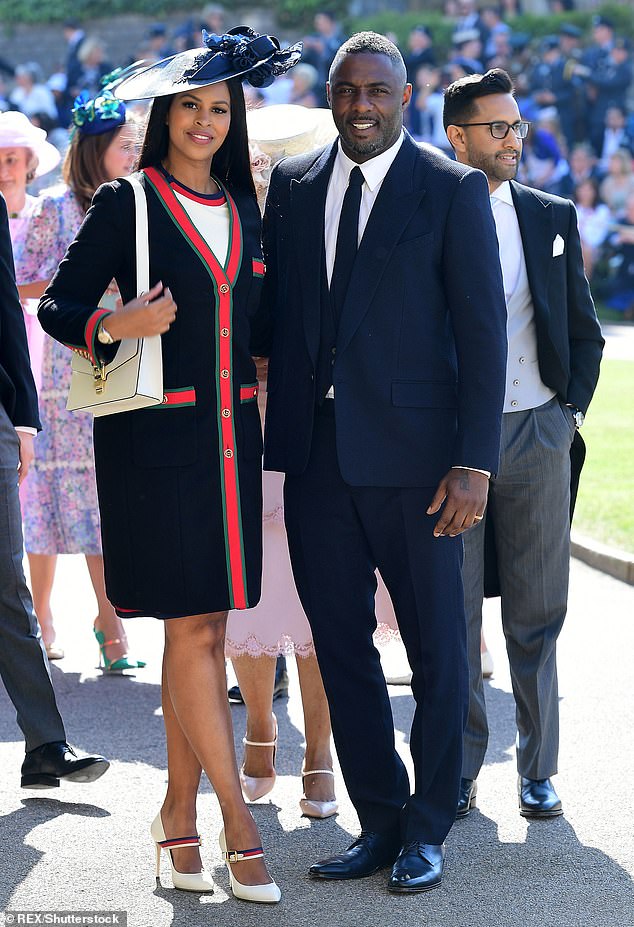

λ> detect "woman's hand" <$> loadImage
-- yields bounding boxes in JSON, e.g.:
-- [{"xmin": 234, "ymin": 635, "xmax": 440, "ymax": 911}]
[{"xmin": 103, "ymin": 281, "xmax": 177, "ymax": 341}]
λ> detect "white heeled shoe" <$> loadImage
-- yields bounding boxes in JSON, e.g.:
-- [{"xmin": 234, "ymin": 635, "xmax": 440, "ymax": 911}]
[
  {"xmin": 151, "ymin": 812, "xmax": 214, "ymax": 892},
  {"xmin": 481, "ymin": 647, "xmax": 494, "ymax": 678},
  {"xmin": 219, "ymin": 828, "xmax": 281, "ymax": 903},
  {"xmin": 239, "ymin": 714, "xmax": 277, "ymax": 802},
  {"xmin": 299, "ymin": 769, "xmax": 338, "ymax": 819}
]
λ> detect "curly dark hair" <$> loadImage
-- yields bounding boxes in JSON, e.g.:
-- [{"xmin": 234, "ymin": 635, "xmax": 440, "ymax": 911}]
[{"xmin": 329, "ymin": 31, "xmax": 407, "ymax": 88}]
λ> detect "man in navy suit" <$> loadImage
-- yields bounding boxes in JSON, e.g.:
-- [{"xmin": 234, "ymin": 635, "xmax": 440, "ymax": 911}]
[
  {"xmin": 0, "ymin": 195, "xmax": 108, "ymax": 789},
  {"xmin": 443, "ymin": 69, "xmax": 603, "ymax": 820},
  {"xmin": 259, "ymin": 33, "xmax": 507, "ymax": 892}
]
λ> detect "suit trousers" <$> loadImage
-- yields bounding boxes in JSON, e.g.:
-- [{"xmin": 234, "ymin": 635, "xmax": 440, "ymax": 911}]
[
  {"xmin": 283, "ymin": 403, "xmax": 468, "ymax": 844},
  {"xmin": 0, "ymin": 402, "xmax": 66, "ymax": 751},
  {"xmin": 462, "ymin": 396, "xmax": 574, "ymax": 780}
]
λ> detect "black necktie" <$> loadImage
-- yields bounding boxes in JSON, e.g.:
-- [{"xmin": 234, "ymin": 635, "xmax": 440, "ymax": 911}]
[{"xmin": 331, "ymin": 165, "xmax": 364, "ymax": 327}]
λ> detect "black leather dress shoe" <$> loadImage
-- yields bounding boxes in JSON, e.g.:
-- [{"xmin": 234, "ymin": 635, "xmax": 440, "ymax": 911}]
[
  {"xmin": 309, "ymin": 831, "xmax": 401, "ymax": 880},
  {"xmin": 21, "ymin": 742, "xmax": 110, "ymax": 789},
  {"xmin": 228, "ymin": 656, "xmax": 289, "ymax": 703},
  {"xmin": 518, "ymin": 777, "xmax": 563, "ymax": 818},
  {"xmin": 388, "ymin": 842, "xmax": 445, "ymax": 893},
  {"xmin": 456, "ymin": 777, "xmax": 477, "ymax": 819}
]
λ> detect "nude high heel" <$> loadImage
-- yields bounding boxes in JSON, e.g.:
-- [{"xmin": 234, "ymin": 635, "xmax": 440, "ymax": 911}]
[
  {"xmin": 299, "ymin": 769, "xmax": 338, "ymax": 819},
  {"xmin": 218, "ymin": 828, "xmax": 281, "ymax": 903},
  {"xmin": 239, "ymin": 714, "xmax": 277, "ymax": 802},
  {"xmin": 151, "ymin": 812, "xmax": 214, "ymax": 892}
]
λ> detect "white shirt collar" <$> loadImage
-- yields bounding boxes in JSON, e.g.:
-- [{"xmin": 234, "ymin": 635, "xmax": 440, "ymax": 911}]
[
  {"xmin": 335, "ymin": 130, "xmax": 405, "ymax": 193},
  {"xmin": 490, "ymin": 180, "xmax": 514, "ymax": 205}
]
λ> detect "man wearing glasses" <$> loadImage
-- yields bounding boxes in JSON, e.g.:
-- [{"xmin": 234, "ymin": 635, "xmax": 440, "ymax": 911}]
[{"xmin": 443, "ymin": 69, "xmax": 603, "ymax": 820}]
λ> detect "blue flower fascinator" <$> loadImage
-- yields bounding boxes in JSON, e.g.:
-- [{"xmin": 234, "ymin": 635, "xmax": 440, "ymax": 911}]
[
  {"xmin": 71, "ymin": 89, "xmax": 126, "ymax": 136},
  {"xmin": 115, "ymin": 25, "xmax": 303, "ymax": 101}
]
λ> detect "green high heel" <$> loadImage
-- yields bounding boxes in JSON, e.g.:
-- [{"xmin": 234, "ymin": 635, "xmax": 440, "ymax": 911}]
[{"xmin": 93, "ymin": 627, "xmax": 147, "ymax": 673}]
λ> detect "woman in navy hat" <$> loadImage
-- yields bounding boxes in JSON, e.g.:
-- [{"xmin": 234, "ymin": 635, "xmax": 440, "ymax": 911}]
[{"xmin": 39, "ymin": 27, "xmax": 302, "ymax": 904}]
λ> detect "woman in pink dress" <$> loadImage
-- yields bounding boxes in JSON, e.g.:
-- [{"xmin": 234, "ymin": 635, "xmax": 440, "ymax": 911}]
[
  {"xmin": 0, "ymin": 113, "xmax": 60, "ymax": 394},
  {"xmin": 226, "ymin": 106, "xmax": 399, "ymax": 816}
]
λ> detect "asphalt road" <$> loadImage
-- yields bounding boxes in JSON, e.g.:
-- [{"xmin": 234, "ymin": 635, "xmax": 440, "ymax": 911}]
[{"xmin": 0, "ymin": 553, "xmax": 632, "ymax": 927}]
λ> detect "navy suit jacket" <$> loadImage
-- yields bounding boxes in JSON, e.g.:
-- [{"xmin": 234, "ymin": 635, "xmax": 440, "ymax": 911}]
[
  {"xmin": 259, "ymin": 133, "xmax": 508, "ymax": 488},
  {"xmin": 0, "ymin": 195, "xmax": 40, "ymax": 430}
]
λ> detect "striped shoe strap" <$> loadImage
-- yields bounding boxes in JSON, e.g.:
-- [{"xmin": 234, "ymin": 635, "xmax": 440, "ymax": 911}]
[
  {"xmin": 223, "ymin": 846, "xmax": 264, "ymax": 863},
  {"xmin": 159, "ymin": 834, "xmax": 202, "ymax": 850}
]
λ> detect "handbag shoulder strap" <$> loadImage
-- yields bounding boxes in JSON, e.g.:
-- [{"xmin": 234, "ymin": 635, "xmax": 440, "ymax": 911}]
[{"xmin": 121, "ymin": 173, "xmax": 149, "ymax": 298}]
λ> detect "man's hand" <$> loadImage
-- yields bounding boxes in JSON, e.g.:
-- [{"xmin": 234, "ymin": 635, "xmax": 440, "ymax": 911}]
[
  {"xmin": 17, "ymin": 432, "xmax": 35, "ymax": 485},
  {"xmin": 427, "ymin": 468, "xmax": 489, "ymax": 537}
]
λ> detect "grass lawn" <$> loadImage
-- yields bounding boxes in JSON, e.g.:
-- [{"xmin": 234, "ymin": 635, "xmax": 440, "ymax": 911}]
[{"xmin": 574, "ymin": 358, "xmax": 634, "ymax": 554}]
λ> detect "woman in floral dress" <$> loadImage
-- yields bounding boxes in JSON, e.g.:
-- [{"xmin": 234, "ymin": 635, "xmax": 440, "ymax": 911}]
[{"xmin": 18, "ymin": 90, "xmax": 145, "ymax": 670}]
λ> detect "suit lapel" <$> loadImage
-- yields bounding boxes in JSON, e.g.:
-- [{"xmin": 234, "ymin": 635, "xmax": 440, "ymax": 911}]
[
  {"xmin": 337, "ymin": 136, "xmax": 427, "ymax": 356},
  {"xmin": 290, "ymin": 143, "xmax": 337, "ymax": 366},
  {"xmin": 510, "ymin": 180, "xmax": 553, "ymax": 316}
]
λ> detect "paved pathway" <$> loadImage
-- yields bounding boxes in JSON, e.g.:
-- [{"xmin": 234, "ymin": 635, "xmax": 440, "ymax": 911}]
[{"xmin": 1, "ymin": 554, "xmax": 632, "ymax": 927}]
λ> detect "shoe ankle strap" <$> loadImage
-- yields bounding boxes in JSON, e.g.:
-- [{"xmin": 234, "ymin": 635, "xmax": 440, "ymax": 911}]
[
  {"xmin": 223, "ymin": 845, "xmax": 264, "ymax": 863},
  {"xmin": 159, "ymin": 835, "xmax": 201, "ymax": 850},
  {"xmin": 302, "ymin": 769, "xmax": 335, "ymax": 777},
  {"xmin": 243, "ymin": 737, "xmax": 276, "ymax": 747}
]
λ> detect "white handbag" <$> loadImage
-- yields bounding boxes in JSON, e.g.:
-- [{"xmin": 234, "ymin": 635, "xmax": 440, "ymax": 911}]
[{"xmin": 66, "ymin": 174, "xmax": 163, "ymax": 417}]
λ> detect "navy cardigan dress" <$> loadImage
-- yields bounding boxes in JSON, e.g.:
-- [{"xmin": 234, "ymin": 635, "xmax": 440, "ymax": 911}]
[{"xmin": 39, "ymin": 167, "xmax": 265, "ymax": 618}]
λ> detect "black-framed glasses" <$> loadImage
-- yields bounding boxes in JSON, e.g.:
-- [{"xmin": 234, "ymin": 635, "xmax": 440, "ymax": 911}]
[{"xmin": 453, "ymin": 120, "xmax": 530, "ymax": 139}]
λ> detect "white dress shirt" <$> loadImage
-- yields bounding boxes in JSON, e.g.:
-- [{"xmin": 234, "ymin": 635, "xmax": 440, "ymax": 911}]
[
  {"xmin": 490, "ymin": 181, "xmax": 555, "ymax": 414},
  {"xmin": 323, "ymin": 132, "xmax": 490, "ymax": 477},
  {"xmin": 324, "ymin": 132, "xmax": 404, "ymax": 284}
]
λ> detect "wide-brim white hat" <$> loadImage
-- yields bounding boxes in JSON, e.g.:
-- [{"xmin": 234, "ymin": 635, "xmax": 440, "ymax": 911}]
[
  {"xmin": 0, "ymin": 111, "xmax": 61, "ymax": 178},
  {"xmin": 247, "ymin": 104, "xmax": 337, "ymax": 160}
]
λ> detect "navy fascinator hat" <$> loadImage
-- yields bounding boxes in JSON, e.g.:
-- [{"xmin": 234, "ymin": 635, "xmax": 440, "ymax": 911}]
[
  {"xmin": 115, "ymin": 25, "xmax": 303, "ymax": 101},
  {"xmin": 71, "ymin": 89, "xmax": 127, "ymax": 137}
]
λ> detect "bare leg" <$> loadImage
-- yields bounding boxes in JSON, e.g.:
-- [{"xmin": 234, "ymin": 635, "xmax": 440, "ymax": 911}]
[
  {"xmin": 163, "ymin": 613, "xmax": 273, "ymax": 887},
  {"xmin": 27, "ymin": 552, "xmax": 57, "ymax": 647},
  {"xmin": 86, "ymin": 554, "xmax": 130, "ymax": 664},
  {"xmin": 297, "ymin": 653, "xmax": 335, "ymax": 802},
  {"xmin": 159, "ymin": 650, "xmax": 204, "ymax": 875},
  {"xmin": 231, "ymin": 654, "xmax": 276, "ymax": 778}
]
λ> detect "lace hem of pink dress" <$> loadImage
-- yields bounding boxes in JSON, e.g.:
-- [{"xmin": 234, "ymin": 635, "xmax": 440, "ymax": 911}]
[{"xmin": 225, "ymin": 621, "xmax": 399, "ymax": 660}]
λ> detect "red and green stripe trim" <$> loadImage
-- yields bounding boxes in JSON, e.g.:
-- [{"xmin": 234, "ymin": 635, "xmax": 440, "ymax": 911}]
[
  {"xmin": 84, "ymin": 308, "xmax": 113, "ymax": 366},
  {"xmin": 240, "ymin": 382, "xmax": 259, "ymax": 403},
  {"xmin": 149, "ymin": 387, "xmax": 197, "ymax": 409},
  {"xmin": 252, "ymin": 258, "xmax": 265, "ymax": 277},
  {"xmin": 142, "ymin": 167, "xmax": 249, "ymax": 609}
]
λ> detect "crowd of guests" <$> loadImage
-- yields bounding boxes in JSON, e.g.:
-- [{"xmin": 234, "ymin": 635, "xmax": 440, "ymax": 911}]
[
  {"xmin": 0, "ymin": 6, "xmax": 632, "ymax": 314},
  {"xmin": 0, "ymin": 7, "xmax": 608, "ymax": 901}
]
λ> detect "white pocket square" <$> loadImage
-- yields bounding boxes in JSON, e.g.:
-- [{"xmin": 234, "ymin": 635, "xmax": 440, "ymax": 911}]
[{"xmin": 552, "ymin": 234, "xmax": 565, "ymax": 257}]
